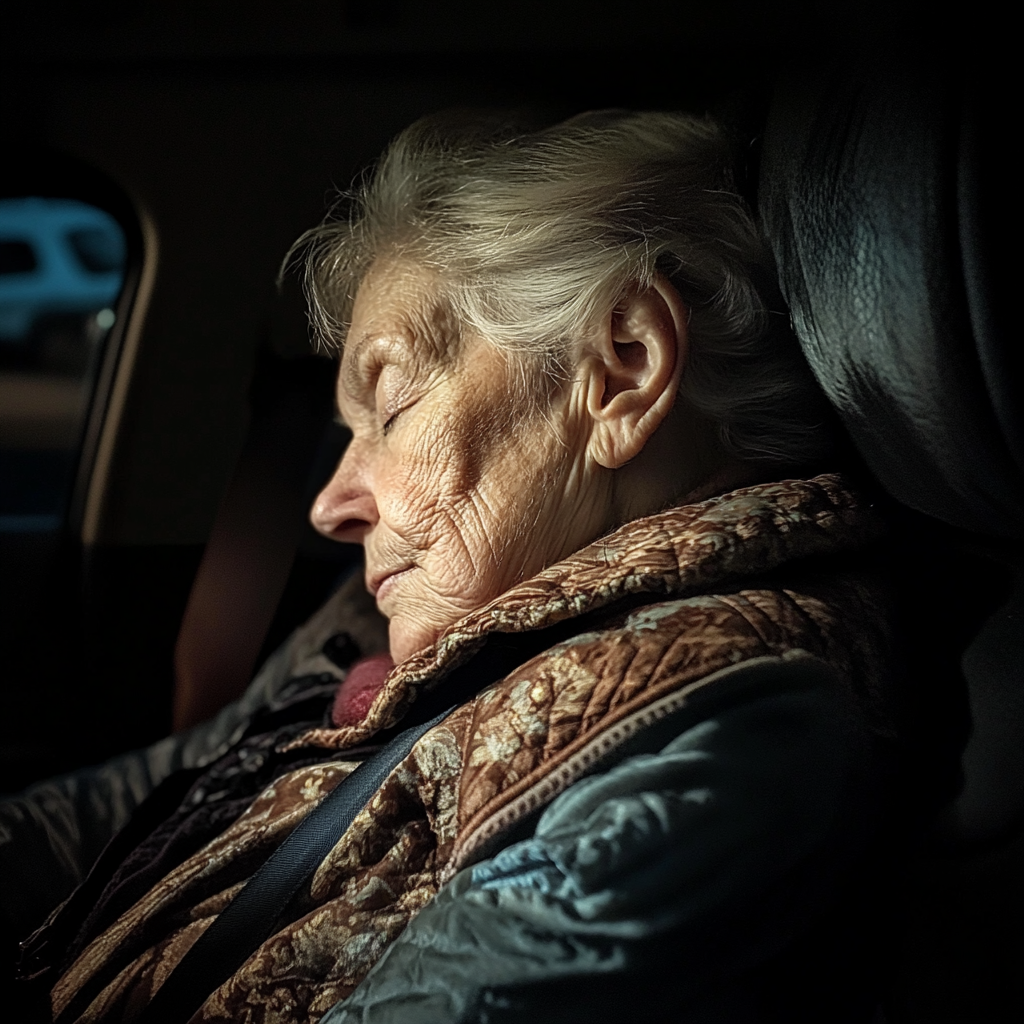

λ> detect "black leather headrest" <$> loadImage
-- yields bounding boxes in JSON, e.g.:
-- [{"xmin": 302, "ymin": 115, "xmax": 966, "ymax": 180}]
[{"xmin": 758, "ymin": 53, "xmax": 1022, "ymax": 541}]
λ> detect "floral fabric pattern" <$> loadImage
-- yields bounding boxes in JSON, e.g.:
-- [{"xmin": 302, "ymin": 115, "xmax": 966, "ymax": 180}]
[{"xmin": 51, "ymin": 474, "xmax": 893, "ymax": 1023}]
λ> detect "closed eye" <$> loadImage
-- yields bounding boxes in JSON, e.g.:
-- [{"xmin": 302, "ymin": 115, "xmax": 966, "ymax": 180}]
[{"xmin": 381, "ymin": 409, "xmax": 402, "ymax": 436}]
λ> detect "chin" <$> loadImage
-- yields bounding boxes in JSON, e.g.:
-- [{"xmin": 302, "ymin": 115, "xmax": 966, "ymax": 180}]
[{"xmin": 388, "ymin": 618, "xmax": 439, "ymax": 663}]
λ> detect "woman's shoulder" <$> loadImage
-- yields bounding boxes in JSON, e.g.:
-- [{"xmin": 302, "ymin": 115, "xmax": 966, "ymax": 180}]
[{"xmin": 325, "ymin": 642, "xmax": 889, "ymax": 1024}]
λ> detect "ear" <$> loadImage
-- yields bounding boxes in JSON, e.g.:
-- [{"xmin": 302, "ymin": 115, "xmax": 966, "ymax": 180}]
[{"xmin": 583, "ymin": 274, "xmax": 688, "ymax": 469}]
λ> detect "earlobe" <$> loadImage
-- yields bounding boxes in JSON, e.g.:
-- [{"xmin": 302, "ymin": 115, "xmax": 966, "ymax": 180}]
[{"xmin": 585, "ymin": 275, "xmax": 688, "ymax": 469}]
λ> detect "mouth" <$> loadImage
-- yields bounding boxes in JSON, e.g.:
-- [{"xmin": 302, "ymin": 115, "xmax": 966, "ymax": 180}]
[{"xmin": 368, "ymin": 565, "xmax": 415, "ymax": 604}]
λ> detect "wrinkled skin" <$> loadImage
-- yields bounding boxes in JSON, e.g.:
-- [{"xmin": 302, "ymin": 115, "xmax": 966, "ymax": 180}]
[
  {"xmin": 310, "ymin": 262, "xmax": 613, "ymax": 661},
  {"xmin": 310, "ymin": 260, "xmax": 728, "ymax": 662}
]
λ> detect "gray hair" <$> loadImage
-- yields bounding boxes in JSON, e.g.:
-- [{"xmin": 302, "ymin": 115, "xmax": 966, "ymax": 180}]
[{"xmin": 290, "ymin": 109, "xmax": 833, "ymax": 466}]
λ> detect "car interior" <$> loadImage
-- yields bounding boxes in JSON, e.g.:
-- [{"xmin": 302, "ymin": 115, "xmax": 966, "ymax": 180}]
[{"xmin": 1, "ymin": 2, "xmax": 1019, "ymax": 1021}]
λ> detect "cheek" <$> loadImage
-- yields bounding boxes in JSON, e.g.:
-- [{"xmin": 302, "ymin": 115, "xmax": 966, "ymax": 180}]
[
  {"xmin": 479, "ymin": 434, "xmax": 566, "ymax": 549},
  {"xmin": 373, "ymin": 410, "xmax": 474, "ymax": 542},
  {"xmin": 374, "ymin": 362, "xmax": 568, "ymax": 582},
  {"xmin": 457, "ymin": 407, "xmax": 568, "ymax": 563}
]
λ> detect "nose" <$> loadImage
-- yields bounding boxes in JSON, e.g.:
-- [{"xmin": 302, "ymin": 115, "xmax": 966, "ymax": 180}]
[{"xmin": 310, "ymin": 444, "xmax": 379, "ymax": 544}]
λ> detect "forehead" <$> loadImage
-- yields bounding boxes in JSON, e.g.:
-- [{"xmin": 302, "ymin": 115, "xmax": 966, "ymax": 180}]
[
  {"xmin": 346, "ymin": 260, "xmax": 446, "ymax": 352},
  {"xmin": 348, "ymin": 259, "xmax": 439, "ymax": 331}
]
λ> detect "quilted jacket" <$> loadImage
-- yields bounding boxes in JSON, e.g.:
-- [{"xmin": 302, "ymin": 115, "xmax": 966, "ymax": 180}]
[{"xmin": 13, "ymin": 473, "xmax": 898, "ymax": 1023}]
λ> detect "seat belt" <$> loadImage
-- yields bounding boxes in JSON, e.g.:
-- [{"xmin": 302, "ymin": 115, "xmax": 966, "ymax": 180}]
[
  {"xmin": 135, "ymin": 705, "xmax": 455, "ymax": 1024},
  {"xmin": 131, "ymin": 611, "xmax": 632, "ymax": 1023}
]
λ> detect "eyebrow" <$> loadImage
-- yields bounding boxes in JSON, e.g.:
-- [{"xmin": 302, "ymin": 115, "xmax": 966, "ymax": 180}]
[{"xmin": 339, "ymin": 331, "xmax": 377, "ymax": 401}]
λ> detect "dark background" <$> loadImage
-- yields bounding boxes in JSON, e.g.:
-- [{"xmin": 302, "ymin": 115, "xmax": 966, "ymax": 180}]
[
  {"xmin": 1, "ymin": 4, "xmax": 1018, "ymax": 1023},
  {"xmin": 0, "ymin": 0, "xmax": 844, "ymax": 792}
]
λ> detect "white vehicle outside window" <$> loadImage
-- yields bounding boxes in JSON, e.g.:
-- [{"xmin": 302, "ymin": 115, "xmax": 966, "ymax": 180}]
[{"xmin": 0, "ymin": 197, "xmax": 127, "ymax": 534}]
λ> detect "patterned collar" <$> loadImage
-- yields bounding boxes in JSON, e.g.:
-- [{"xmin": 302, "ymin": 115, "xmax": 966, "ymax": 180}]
[{"xmin": 289, "ymin": 473, "xmax": 884, "ymax": 751}]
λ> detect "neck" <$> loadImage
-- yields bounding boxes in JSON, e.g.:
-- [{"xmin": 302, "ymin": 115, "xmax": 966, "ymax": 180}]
[{"xmin": 612, "ymin": 399, "xmax": 754, "ymax": 521}]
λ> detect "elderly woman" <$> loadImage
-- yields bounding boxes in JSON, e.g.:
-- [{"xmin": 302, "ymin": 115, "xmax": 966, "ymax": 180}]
[{"xmin": 11, "ymin": 111, "xmax": 895, "ymax": 1023}]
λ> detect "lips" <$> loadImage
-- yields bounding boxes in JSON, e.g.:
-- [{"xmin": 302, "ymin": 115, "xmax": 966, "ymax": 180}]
[{"xmin": 368, "ymin": 565, "xmax": 414, "ymax": 604}]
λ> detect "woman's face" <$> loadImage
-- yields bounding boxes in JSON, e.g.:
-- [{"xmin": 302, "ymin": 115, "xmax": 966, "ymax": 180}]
[{"xmin": 310, "ymin": 261, "xmax": 612, "ymax": 662}]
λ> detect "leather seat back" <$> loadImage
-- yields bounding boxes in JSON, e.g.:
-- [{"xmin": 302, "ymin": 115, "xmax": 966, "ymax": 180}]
[{"xmin": 758, "ymin": 45, "xmax": 1022, "ymax": 847}]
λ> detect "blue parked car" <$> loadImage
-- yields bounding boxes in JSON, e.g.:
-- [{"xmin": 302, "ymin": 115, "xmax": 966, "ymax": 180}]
[{"xmin": 0, "ymin": 197, "xmax": 125, "ymax": 356}]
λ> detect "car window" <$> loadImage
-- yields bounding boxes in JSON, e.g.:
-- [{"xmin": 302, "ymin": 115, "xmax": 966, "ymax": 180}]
[{"xmin": 0, "ymin": 197, "xmax": 127, "ymax": 534}]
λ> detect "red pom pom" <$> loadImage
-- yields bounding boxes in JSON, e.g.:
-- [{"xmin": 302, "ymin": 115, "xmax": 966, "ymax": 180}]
[{"xmin": 331, "ymin": 653, "xmax": 395, "ymax": 727}]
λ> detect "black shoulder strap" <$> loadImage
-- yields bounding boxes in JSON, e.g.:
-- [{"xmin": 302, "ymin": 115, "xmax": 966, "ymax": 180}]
[
  {"xmin": 134, "ymin": 705, "xmax": 454, "ymax": 1024},
  {"xmin": 117, "ymin": 610, "xmax": 633, "ymax": 1024}
]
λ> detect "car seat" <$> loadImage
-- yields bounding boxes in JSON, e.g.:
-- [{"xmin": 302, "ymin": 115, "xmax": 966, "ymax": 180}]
[{"xmin": 757, "ymin": 27, "xmax": 1022, "ymax": 1024}]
